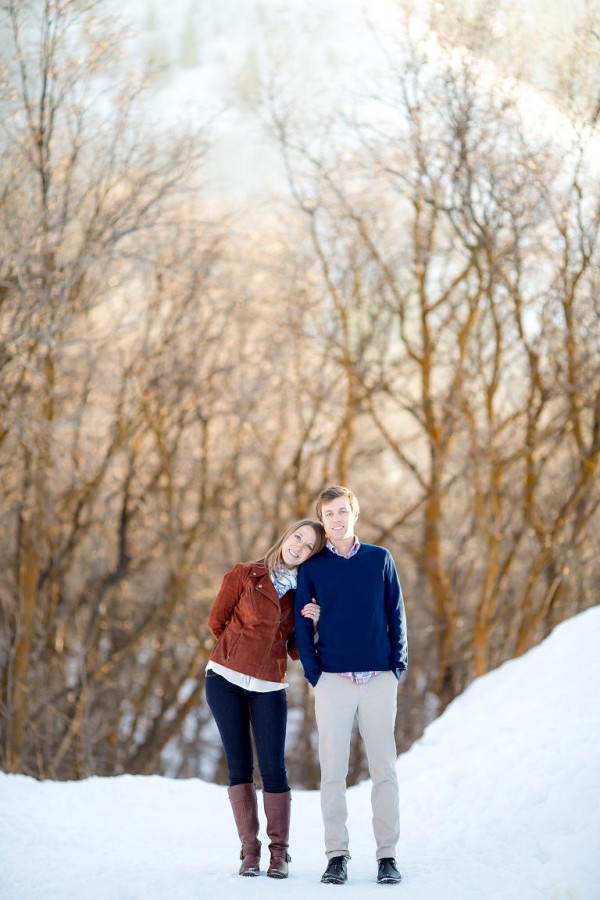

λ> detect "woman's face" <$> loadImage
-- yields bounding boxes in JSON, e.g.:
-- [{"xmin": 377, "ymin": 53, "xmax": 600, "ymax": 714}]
[{"xmin": 281, "ymin": 525, "xmax": 318, "ymax": 568}]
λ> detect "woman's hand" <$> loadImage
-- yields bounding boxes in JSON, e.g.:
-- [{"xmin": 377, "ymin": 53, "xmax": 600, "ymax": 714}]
[{"xmin": 300, "ymin": 599, "xmax": 320, "ymax": 623}]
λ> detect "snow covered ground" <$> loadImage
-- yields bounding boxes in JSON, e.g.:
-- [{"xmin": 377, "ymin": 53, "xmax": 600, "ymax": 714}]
[{"xmin": 2, "ymin": 606, "xmax": 599, "ymax": 900}]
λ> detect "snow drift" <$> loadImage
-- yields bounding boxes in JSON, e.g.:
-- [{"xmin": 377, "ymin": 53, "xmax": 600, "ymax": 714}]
[{"xmin": 1, "ymin": 606, "xmax": 599, "ymax": 899}]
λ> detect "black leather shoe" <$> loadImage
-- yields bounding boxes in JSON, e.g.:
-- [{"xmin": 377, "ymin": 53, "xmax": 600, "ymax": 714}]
[
  {"xmin": 321, "ymin": 856, "xmax": 349, "ymax": 884},
  {"xmin": 377, "ymin": 858, "xmax": 402, "ymax": 884}
]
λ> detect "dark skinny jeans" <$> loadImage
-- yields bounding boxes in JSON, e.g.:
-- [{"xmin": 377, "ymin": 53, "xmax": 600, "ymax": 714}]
[{"xmin": 205, "ymin": 669, "xmax": 289, "ymax": 793}]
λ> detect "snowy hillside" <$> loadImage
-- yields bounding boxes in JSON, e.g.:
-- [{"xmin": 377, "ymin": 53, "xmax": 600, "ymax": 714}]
[
  {"xmin": 111, "ymin": 0, "xmax": 580, "ymax": 202},
  {"xmin": 112, "ymin": 0, "xmax": 405, "ymax": 201},
  {"xmin": 2, "ymin": 606, "xmax": 599, "ymax": 899}
]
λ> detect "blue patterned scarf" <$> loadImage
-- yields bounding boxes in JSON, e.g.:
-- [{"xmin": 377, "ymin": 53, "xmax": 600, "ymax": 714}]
[{"xmin": 270, "ymin": 565, "xmax": 298, "ymax": 598}]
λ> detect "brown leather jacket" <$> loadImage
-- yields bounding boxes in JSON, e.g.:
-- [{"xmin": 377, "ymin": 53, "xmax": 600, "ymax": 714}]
[{"xmin": 207, "ymin": 561, "xmax": 299, "ymax": 683}]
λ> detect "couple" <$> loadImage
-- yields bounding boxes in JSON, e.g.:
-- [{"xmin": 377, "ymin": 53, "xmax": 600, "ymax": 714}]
[{"xmin": 205, "ymin": 485, "xmax": 408, "ymax": 885}]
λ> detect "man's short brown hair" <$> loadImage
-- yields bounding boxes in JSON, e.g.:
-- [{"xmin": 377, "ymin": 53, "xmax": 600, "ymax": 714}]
[{"xmin": 315, "ymin": 485, "xmax": 360, "ymax": 522}]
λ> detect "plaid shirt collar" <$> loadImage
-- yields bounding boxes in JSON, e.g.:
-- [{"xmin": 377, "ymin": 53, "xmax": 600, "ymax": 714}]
[{"xmin": 326, "ymin": 535, "xmax": 360, "ymax": 559}]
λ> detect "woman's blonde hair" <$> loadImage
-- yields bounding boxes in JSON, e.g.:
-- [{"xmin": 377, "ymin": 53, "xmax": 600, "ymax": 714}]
[{"xmin": 263, "ymin": 519, "xmax": 326, "ymax": 572}]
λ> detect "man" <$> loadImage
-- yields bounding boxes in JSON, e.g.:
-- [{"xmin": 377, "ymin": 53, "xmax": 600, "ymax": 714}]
[{"xmin": 294, "ymin": 485, "xmax": 408, "ymax": 886}]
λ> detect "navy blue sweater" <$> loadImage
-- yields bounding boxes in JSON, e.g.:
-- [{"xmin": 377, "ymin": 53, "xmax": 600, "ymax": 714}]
[{"xmin": 294, "ymin": 543, "xmax": 408, "ymax": 686}]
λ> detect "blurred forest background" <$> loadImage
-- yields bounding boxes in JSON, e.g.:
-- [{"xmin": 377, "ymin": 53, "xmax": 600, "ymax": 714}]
[{"xmin": 1, "ymin": 0, "xmax": 598, "ymax": 788}]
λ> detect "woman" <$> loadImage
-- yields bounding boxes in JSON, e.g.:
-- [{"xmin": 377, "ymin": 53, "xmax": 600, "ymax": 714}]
[{"xmin": 205, "ymin": 519, "xmax": 325, "ymax": 879}]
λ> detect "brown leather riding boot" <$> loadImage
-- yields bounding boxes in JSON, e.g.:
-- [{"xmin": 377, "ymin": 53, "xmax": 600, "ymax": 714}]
[
  {"xmin": 263, "ymin": 790, "xmax": 291, "ymax": 879},
  {"xmin": 228, "ymin": 783, "xmax": 261, "ymax": 876}
]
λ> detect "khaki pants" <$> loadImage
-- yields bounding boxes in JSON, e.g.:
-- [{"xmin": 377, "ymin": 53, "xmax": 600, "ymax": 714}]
[{"xmin": 314, "ymin": 670, "xmax": 400, "ymax": 860}]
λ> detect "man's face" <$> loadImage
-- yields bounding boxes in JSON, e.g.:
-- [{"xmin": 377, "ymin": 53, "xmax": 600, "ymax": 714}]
[{"xmin": 320, "ymin": 496, "xmax": 357, "ymax": 543}]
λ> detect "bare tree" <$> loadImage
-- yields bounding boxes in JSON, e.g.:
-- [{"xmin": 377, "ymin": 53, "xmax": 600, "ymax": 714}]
[
  {"xmin": 0, "ymin": 0, "xmax": 226, "ymax": 777},
  {"xmin": 266, "ymin": 0, "xmax": 600, "ymax": 768},
  {"xmin": 1, "ymin": 0, "xmax": 597, "ymax": 788}
]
